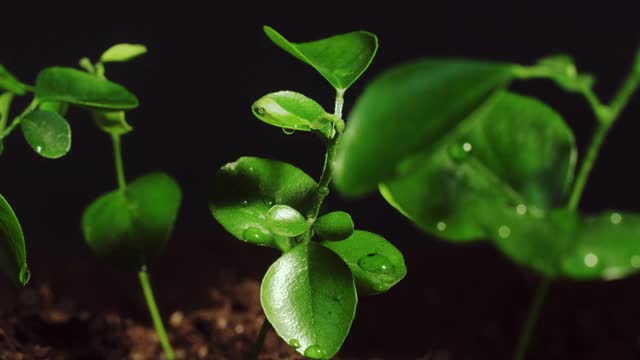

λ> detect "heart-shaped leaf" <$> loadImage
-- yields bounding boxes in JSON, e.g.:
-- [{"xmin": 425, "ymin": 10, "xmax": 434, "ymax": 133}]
[
  {"xmin": 379, "ymin": 91, "xmax": 576, "ymax": 242},
  {"xmin": 261, "ymin": 242, "xmax": 357, "ymax": 359},
  {"xmin": 251, "ymin": 91, "xmax": 329, "ymax": 133},
  {"xmin": 0, "ymin": 65, "xmax": 26, "ymax": 95},
  {"xmin": 209, "ymin": 157, "xmax": 317, "ymax": 248},
  {"xmin": 21, "ymin": 110, "xmax": 71, "ymax": 159},
  {"xmin": 322, "ymin": 230, "xmax": 406, "ymax": 295},
  {"xmin": 100, "ymin": 43, "xmax": 148, "ymax": 63},
  {"xmin": 313, "ymin": 211, "xmax": 354, "ymax": 241},
  {"xmin": 35, "ymin": 67, "xmax": 139, "ymax": 110},
  {"xmin": 264, "ymin": 26, "xmax": 378, "ymax": 92},
  {"xmin": 0, "ymin": 194, "xmax": 30, "ymax": 286},
  {"xmin": 82, "ymin": 172, "xmax": 181, "ymax": 270},
  {"xmin": 266, "ymin": 205, "xmax": 310, "ymax": 237},
  {"xmin": 333, "ymin": 59, "xmax": 515, "ymax": 196}
]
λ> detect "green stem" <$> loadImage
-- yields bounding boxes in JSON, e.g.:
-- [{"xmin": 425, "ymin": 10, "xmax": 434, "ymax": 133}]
[
  {"xmin": 138, "ymin": 269, "xmax": 175, "ymax": 360},
  {"xmin": 249, "ymin": 317, "xmax": 271, "ymax": 360},
  {"xmin": 513, "ymin": 52, "xmax": 640, "ymax": 360},
  {"xmin": 111, "ymin": 134, "xmax": 126, "ymax": 191},
  {"xmin": 0, "ymin": 98, "xmax": 39, "ymax": 139},
  {"xmin": 513, "ymin": 278, "xmax": 550, "ymax": 360}
]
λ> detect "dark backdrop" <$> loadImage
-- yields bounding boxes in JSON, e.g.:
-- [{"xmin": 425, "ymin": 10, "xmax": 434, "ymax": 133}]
[{"xmin": 2, "ymin": 4, "xmax": 640, "ymax": 358}]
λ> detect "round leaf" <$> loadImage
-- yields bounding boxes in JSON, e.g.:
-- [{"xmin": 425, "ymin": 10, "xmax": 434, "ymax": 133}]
[
  {"xmin": 322, "ymin": 230, "xmax": 406, "ymax": 295},
  {"xmin": 82, "ymin": 173, "xmax": 181, "ymax": 270},
  {"xmin": 314, "ymin": 211, "xmax": 354, "ymax": 241},
  {"xmin": 333, "ymin": 59, "xmax": 514, "ymax": 196},
  {"xmin": 379, "ymin": 91, "xmax": 576, "ymax": 242},
  {"xmin": 264, "ymin": 26, "xmax": 378, "ymax": 92},
  {"xmin": 0, "ymin": 65, "xmax": 26, "ymax": 95},
  {"xmin": 100, "ymin": 43, "xmax": 148, "ymax": 63},
  {"xmin": 0, "ymin": 194, "xmax": 30, "ymax": 286},
  {"xmin": 35, "ymin": 67, "xmax": 139, "ymax": 110},
  {"xmin": 251, "ymin": 91, "xmax": 327, "ymax": 132},
  {"xmin": 21, "ymin": 110, "xmax": 71, "ymax": 159},
  {"xmin": 266, "ymin": 205, "xmax": 310, "ymax": 237},
  {"xmin": 261, "ymin": 242, "xmax": 357, "ymax": 359},
  {"xmin": 209, "ymin": 157, "xmax": 317, "ymax": 248}
]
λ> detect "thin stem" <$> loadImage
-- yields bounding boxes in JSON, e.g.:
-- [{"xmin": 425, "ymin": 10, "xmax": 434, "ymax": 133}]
[
  {"xmin": 607, "ymin": 65, "xmax": 640, "ymax": 122},
  {"xmin": 567, "ymin": 123, "xmax": 610, "ymax": 210},
  {"xmin": 249, "ymin": 317, "xmax": 271, "ymax": 360},
  {"xmin": 0, "ymin": 98, "xmax": 39, "ymax": 139},
  {"xmin": 306, "ymin": 90, "xmax": 345, "ymax": 222},
  {"xmin": 111, "ymin": 134, "xmax": 126, "ymax": 191},
  {"xmin": 513, "ymin": 278, "xmax": 550, "ymax": 360},
  {"xmin": 138, "ymin": 269, "xmax": 175, "ymax": 360}
]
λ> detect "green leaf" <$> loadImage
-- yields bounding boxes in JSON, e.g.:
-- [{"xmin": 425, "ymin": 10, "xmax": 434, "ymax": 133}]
[
  {"xmin": 100, "ymin": 43, "xmax": 148, "ymax": 63},
  {"xmin": 0, "ymin": 92, "xmax": 14, "ymax": 131},
  {"xmin": 261, "ymin": 242, "xmax": 356, "ymax": 359},
  {"xmin": 209, "ymin": 157, "xmax": 317, "ymax": 249},
  {"xmin": 333, "ymin": 59, "xmax": 515, "ymax": 197},
  {"xmin": 251, "ymin": 91, "xmax": 329, "ymax": 133},
  {"xmin": 82, "ymin": 173, "xmax": 181, "ymax": 270},
  {"xmin": 0, "ymin": 65, "xmax": 26, "ymax": 95},
  {"xmin": 266, "ymin": 205, "xmax": 310, "ymax": 237},
  {"xmin": 322, "ymin": 230, "xmax": 406, "ymax": 295},
  {"xmin": 313, "ymin": 211, "xmax": 354, "ymax": 241},
  {"xmin": 21, "ymin": 110, "xmax": 71, "ymax": 159},
  {"xmin": 0, "ymin": 194, "xmax": 30, "ymax": 286},
  {"xmin": 35, "ymin": 67, "xmax": 139, "ymax": 110},
  {"xmin": 264, "ymin": 26, "xmax": 378, "ymax": 92},
  {"xmin": 39, "ymin": 101, "xmax": 69, "ymax": 116},
  {"xmin": 378, "ymin": 92, "xmax": 576, "ymax": 242},
  {"xmin": 92, "ymin": 110, "xmax": 133, "ymax": 135}
]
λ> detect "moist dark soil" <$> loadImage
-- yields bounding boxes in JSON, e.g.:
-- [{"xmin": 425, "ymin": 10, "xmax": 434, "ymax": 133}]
[{"xmin": 3, "ymin": 235, "xmax": 640, "ymax": 360}]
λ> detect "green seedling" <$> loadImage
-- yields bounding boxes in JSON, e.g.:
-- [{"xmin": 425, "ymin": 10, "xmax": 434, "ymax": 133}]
[
  {"xmin": 0, "ymin": 44, "xmax": 180, "ymax": 360},
  {"xmin": 332, "ymin": 46, "xmax": 640, "ymax": 358},
  {"xmin": 209, "ymin": 26, "xmax": 406, "ymax": 359}
]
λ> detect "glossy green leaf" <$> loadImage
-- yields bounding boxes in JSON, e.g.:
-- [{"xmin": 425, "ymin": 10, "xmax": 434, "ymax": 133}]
[
  {"xmin": 35, "ymin": 67, "xmax": 139, "ymax": 110},
  {"xmin": 251, "ymin": 91, "xmax": 328, "ymax": 132},
  {"xmin": 0, "ymin": 92, "xmax": 13, "ymax": 132},
  {"xmin": 322, "ymin": 230, "xmax": 406, "ymax": 295},
  {"xmin": 333, "ymin": 59, "xmax": 514, "ymax": 196},
  {"xmin": 379, "ymin": 91, "xmax": 576, "ymax": 242},
  {"xmin": 21, "ymin": 110, "xmax": 71, "ymax": 159},
  {"xmin": 92, "ymin": 110, "xmax": 133, "ymax": 135},
  {"xmin": 39, "ymin": 101, "xmax": 69, "ymax": 116},
  {"xmin": 266, "ymin": 205, "xmax": 310, "ymax": 237},
  {"xmin": 209, "ymin": 157, "xmax": 317, "ymax": 248},
  {"xmin": 261, "ymin": 242, "xmax": 357, "ymax": 359},
  {"xmin": 264, "ymin": 26, "xmax": 378, "ymax": 92},
  {"xmin": 0, "ymin": 65, "xmax": 26, "ymax": 95},
  {"xmin": 82, "ymin": 173, "xmax": 181, "ymax": 270},
  {"xmin": 100, "ymin": 43, "xmax": 148, "ymax": 63},
  {"xmin": 0, "ymin": 194, "xmax": 29, "ymax": 286},
  {"xmin": 314, "ymin": 211, "xmax": 354, "ymax": 241}
]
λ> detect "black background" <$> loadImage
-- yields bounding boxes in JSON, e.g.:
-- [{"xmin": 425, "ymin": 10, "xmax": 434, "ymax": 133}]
[{"xmin": 2, "ymin": 4, "xmax": 640, "ymax": 358}]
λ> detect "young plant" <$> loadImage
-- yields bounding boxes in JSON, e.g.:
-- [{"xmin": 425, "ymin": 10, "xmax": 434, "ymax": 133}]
[
  {"xmin": 0, "ymin": 44, "xmax": 181, "ymax": 360},
  {"xmin": 331, "ymin": 45, "xmax": 640, "ymax": 357},
  {"xmin": 209, "ymin": 26, "xmax": 407, "ymax": 359}
]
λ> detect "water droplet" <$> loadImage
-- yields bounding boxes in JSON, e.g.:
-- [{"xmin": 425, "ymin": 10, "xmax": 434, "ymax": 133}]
[
  {"xmin": 436, "ymin": 221, "xmax": 447, "ymax": 231},
  {"xmin": 282, "ymin": 128, "xmax": 295, "ymax": 135},
  {"xmin": 358, "ymin": 253, "xmax": 395, "ymax": 276},
  {"xmin": 36, "ymin": 145, "xmax": 42, "ymax": 153},
  {"xmin": 584, "ymin": 252, "xmax": 598, "ymax": 268},
  {"xmin": 263, "ymin": 199, "xmax": 274, "ymax": 207},
  {"xmin": 631, "ymin": 255, "xmax": 640, "ymax": 268},
  {"xmin": 449, "ymin": 141, "xmax": 472, "ymax": 161},
  {"xmin": 610, "ymin": 212, "xmax": 622, "ymax": 225},
  {"xmin": 303, "ymin": 344, "xmax": 326, "ymax": 359},
  {"xmin": 516, "ymin": 204, "xmax": 527, "ymax": 215},
  {"xmin": 288, "ymin": 339, "xmax": 301, "ymax": 349},
  {"xmin": 498, "ymin": 225, "xmax": 511, "ymax": 239},
  {"xmin": 241, "ymin": 200, "xmax": 249, "ymax": 207},
  {"xmin": 242, "ymin": 227, "xmax": 273, "ymax": 245}
]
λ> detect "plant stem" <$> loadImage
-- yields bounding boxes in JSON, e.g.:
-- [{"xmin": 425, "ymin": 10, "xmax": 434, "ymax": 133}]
[
  {"xmin": 249, "ymin": 317, "xmax": 271, "ymax": 360},
  {"xmin": 111, "ymin": 134, "xmax": 127, "ymax": 191},
  {"xmin": 139, "ymin": 268, "xmax": 175, "ymax": 360},
  {"xmin": 307, "ymin": 90, "xmax": 345, "ymax": 222},
  {"xmin": 0, "ymin": 98, "xmax": 39, "ymax": 139},
  {"xmin": 513, "ymin": 53, "xmax": 640, "ymax": 360}
]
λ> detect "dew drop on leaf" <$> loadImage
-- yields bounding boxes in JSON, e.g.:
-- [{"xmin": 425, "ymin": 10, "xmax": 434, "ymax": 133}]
[
  {"xmin": 610, "ymin": 212, "xmax": 622, "ymax": 225},
  {"xmin": 584, "ymin": 252, "xmax": 598, "ymax": 268},
  {"xmin": 516, "ymin": 204, "xmax": 527, "ymax": 215},
  {"xmin": 436, "ymin": 221, "xmax": 447, "ymax": 231},
  {"xmin": 288, "ymin": 338, "xmax": 301, "ymax": 349},
  {"xmin": 303, "ymin": 344, "xmax": 326, "ymax": 359},
  {"xmin": 357, "ymin": 253, "xmax": 395, "ymax": 276},
  {"xmin": 241, "ymin": 200, "xmax": 248, "ymax": 207},
  {"xmin": 448, "ymin": 141, "xmax": 472, "ymax": 162},
  {"xmin": 498, "ymin": 225, "xmax": 511, "ymax": 239},
  {"xmin": 241, "ymin": 227, "xmax": 273, "ymax": 245}
]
